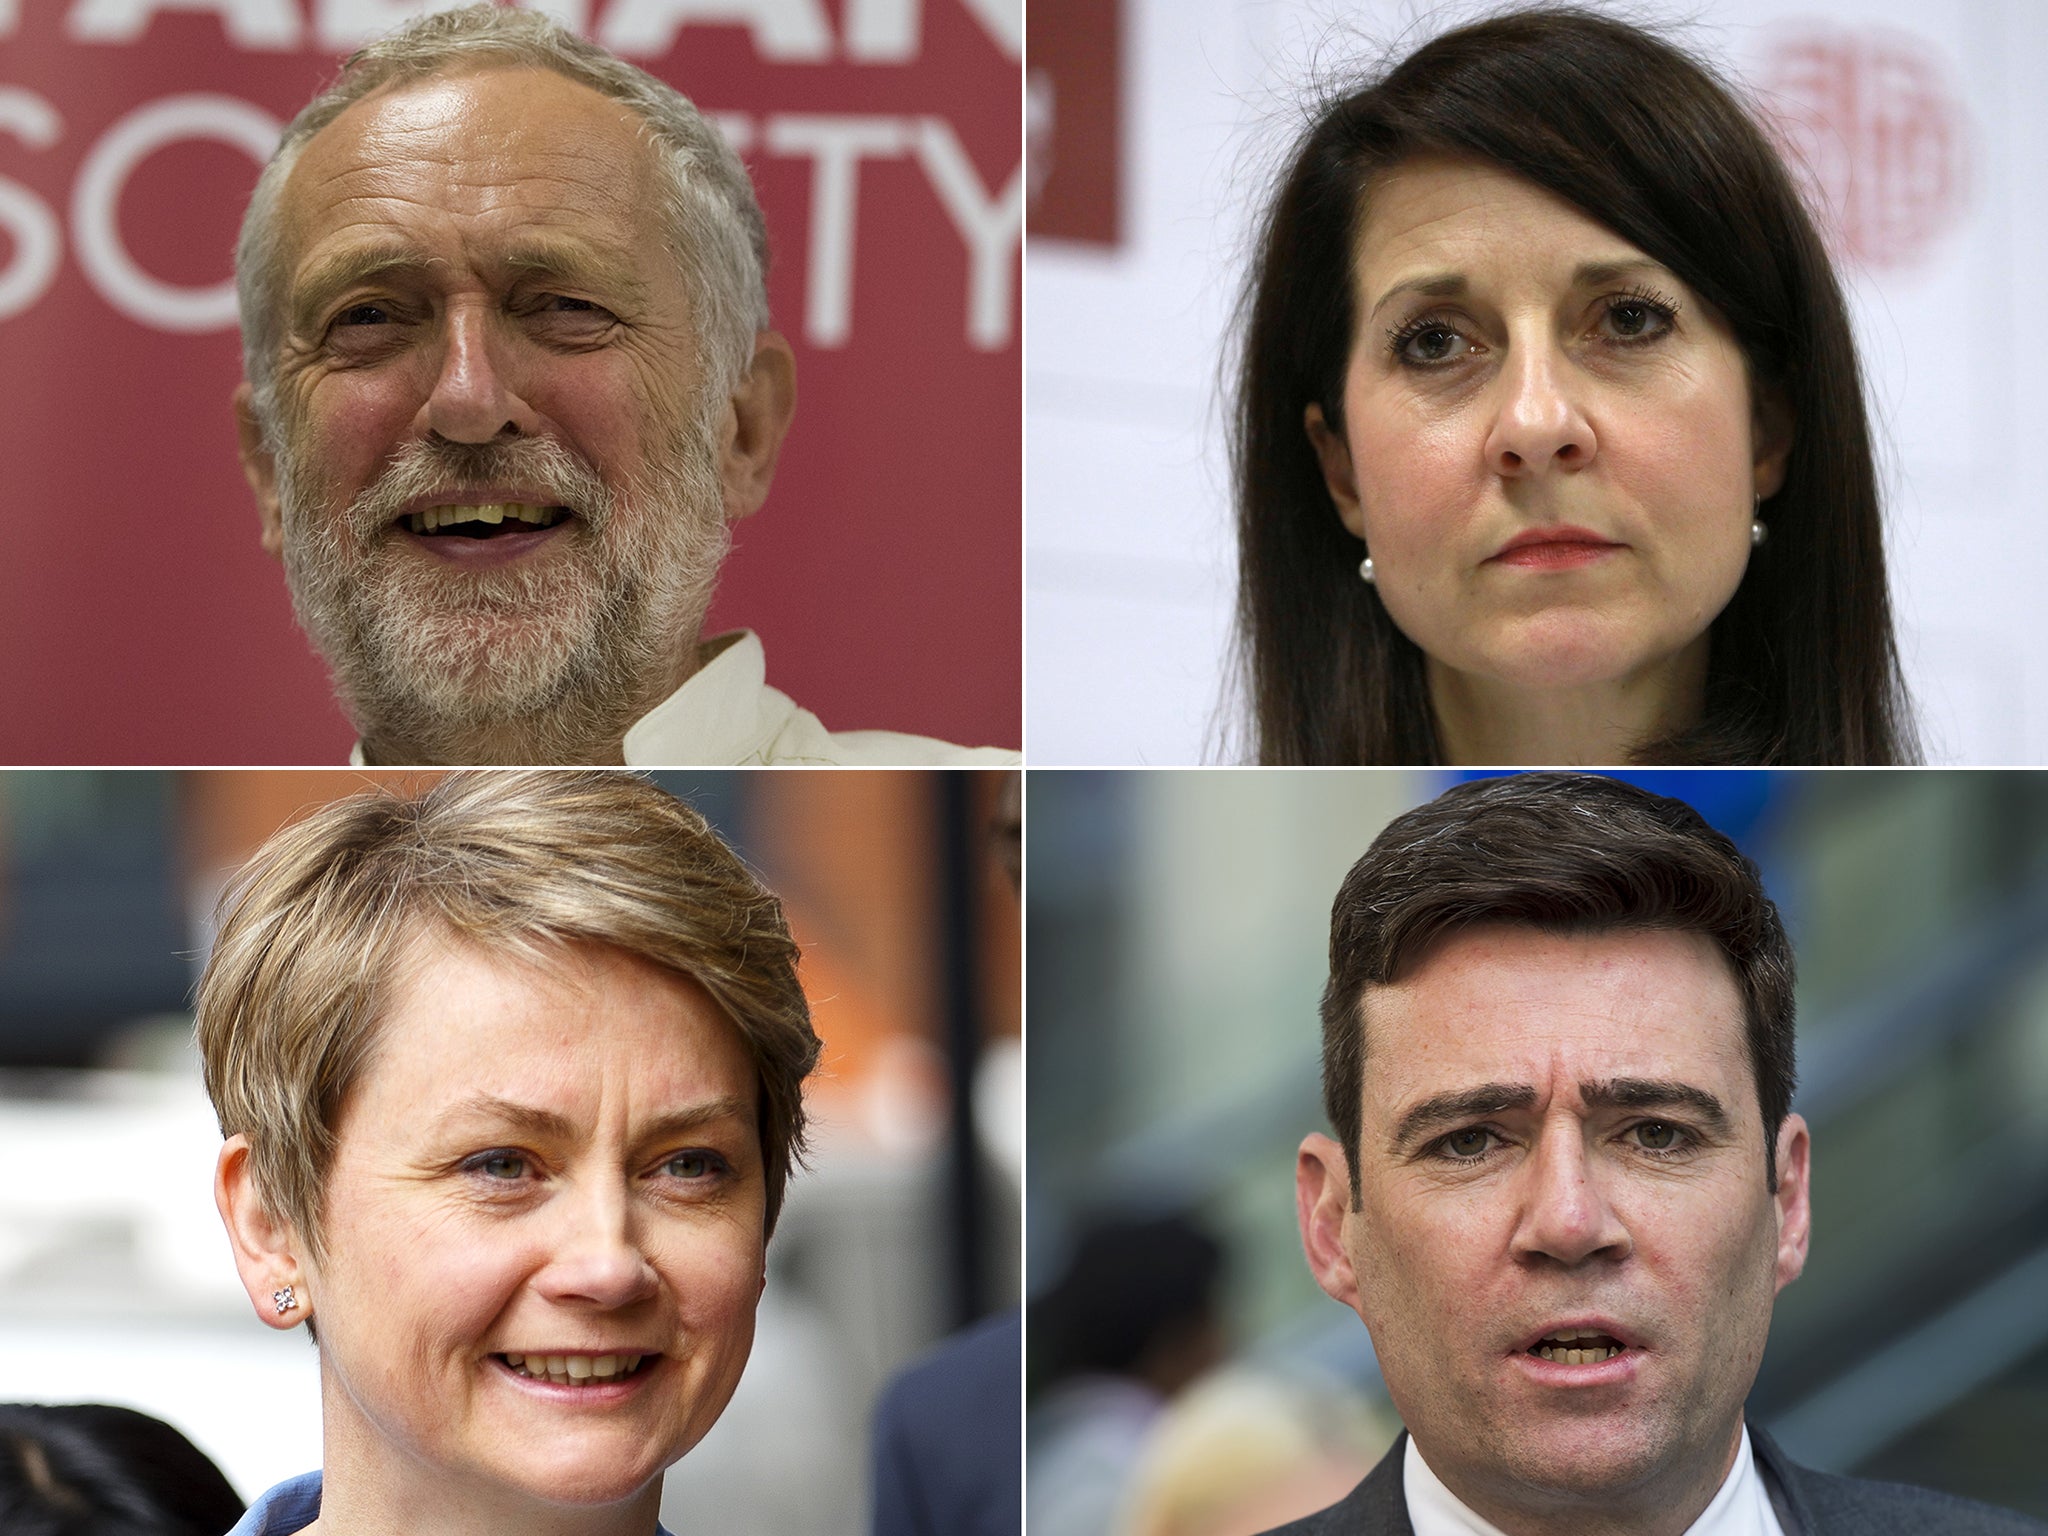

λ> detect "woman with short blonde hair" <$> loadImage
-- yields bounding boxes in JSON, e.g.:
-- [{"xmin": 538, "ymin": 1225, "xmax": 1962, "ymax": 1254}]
[{"xmin": 199, "ymin": 769, "xmax": 819, "ymax": 1536}]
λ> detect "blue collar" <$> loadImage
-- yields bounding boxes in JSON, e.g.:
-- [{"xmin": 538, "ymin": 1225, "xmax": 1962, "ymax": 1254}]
[{"xmin": 225, "ymin": 1472, "xmax": 676, "ymax": 1536}]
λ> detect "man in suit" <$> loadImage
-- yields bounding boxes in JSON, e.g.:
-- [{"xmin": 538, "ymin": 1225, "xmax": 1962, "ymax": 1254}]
[{"xmin": 1275, "ymin": 774, "xmax": 2046, "ymax": 1536}]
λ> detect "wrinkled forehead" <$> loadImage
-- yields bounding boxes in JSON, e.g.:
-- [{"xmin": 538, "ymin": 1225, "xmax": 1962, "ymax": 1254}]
[
  {"xmin": 277, "ymin": 63, "xmax": 665, "ymax": 276},
  {"xmin": 1358, "ymin": 924, "xmax": 1754, "ymax": 1117},
  {"xmin": 1352, "ymin": 154, "xmax": 1662, "ymax": 300}
]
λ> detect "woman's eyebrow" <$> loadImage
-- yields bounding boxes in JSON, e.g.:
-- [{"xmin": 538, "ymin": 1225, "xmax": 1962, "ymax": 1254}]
[
  {"xmin": 1572, "ymin": 256, "xmax": 1673, "ymax": 288},
  {"xmin": 1368, "ymin": 271, "xmax": 1466, "ymax": 320},
  {"xmin": 432, "ymin": 1092, "xmax": 753, "ymax": 1145},
  {"xmin": 1368, "ymin": 256, "xmax": 1674, "ymax": 322}
]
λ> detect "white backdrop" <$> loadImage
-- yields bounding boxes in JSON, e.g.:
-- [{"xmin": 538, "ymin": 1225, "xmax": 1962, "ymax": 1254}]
[{"xmin": 1025, "ymin": 0, "xmax": 2045, "ymax": 765}]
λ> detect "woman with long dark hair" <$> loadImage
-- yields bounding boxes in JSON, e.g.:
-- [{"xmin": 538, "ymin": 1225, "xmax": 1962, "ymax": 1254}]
[{"xmin": 1233, "ymin": 8, "xmax": 1916, "ymax": 764}]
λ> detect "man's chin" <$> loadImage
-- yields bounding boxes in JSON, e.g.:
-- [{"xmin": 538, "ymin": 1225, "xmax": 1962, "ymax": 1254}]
[{"xmin": 1478, "ymin": 1411, "xmax": 1692, "ymax": 1504}]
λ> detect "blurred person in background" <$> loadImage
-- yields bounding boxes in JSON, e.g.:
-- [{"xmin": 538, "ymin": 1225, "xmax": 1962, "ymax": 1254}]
[
  {"xmin": 231, "ymin": 6, "xmax": 1015, "ymax": 768},
  {"xmin": 196, "ymin": 770, "xmax": 820, "ymax": 1536},
  {"xmin": 1280, "ymin": 774, "xmax": 2043, "ymax": 1534},
  {"xmin": 1115, "ymin": 1369, "xmax": 1394, "ymax": 1536},
  {"xmin": 1027, "ymin": 1213, "xmax": 1228, "ymax": 1536},
  {"xmin": 0, "ymin": 1402, "xmax": 245, "ymax": 1536},
  {"xmin": 869, "ymin": 772, "xmax": 1023, "ymax": 1536}
]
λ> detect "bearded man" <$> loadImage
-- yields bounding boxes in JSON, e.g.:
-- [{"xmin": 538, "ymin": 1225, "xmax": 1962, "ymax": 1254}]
[{"xmin": 231, "ymin": 5, "xmax": 1015, "ymax": 767}]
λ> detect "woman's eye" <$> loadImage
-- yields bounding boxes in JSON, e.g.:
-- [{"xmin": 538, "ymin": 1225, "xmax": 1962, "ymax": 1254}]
[
  {"xmin": 1600, "ymin": 296, "xmax": 1674, "ymax": 342},
  {"xmin": 475, "ymin": 1153, "xmax": 526, "ymax": 1180},
  {"xmin": 1393, "ymin": 322, "xmax": 1470, "ymax": 365},
  {"xmin": 1440, "ymin": 1127, "xmax": 1494, "ymax": 1159},
  {"xmin": 664, "ymin": 1151, "xmax": 721, "ymax": 1180}
]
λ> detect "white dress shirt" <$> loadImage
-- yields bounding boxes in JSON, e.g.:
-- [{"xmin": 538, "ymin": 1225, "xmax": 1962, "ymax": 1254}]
[
  {"xmin": 1405, "ymin": 1425, "xmax": 1788, "ymax": 1536},
  {"xmin": 350, "ymin": 631, "xmax": 1020, "ymax": 766}
]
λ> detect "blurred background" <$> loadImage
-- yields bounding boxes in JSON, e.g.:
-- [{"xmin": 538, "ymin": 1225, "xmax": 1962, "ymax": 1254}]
[
  {"xmin": 1027, "ymin": 768, "xmax": 2048, "ymax": 1535},
  {"xmin": 0, "ymin": 767, "xmax": 1020, "ymax": 1535},
  {"xmin": 1026, "ymin": 0, "xmax": 2047, "ymax": 763}
]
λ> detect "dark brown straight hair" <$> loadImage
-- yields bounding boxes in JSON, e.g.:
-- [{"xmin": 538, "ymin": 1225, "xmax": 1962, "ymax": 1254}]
[
  {"xmin": 1232, "ymin": 6, "xmax": 1916, "ymax": 764},
  {"xmin": 1320, "ymin": 773, "xmax": 1797, "ymax": 1195}
]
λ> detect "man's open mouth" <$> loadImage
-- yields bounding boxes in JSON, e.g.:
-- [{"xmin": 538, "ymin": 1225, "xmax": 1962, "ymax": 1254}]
[
  {"xmin": 405, "ymin": 503, "xmax": 570, "ymax": 537},
  {"xmin": 494, "ymin": 1352, "xmax": 655, "ymax": 1386},
  {"xmin": 1528, "ymin": 1327, "xmax": 1628, "ymax": 1364}
]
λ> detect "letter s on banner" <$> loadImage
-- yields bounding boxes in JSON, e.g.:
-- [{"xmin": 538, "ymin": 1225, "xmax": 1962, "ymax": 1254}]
[
  {"xmin": 71, "ymin": 93, "xmax": 280, "ymax": 331},
  {"xmin": 0, "ymin": 88, "xmax": 62, "ymax": 322}
]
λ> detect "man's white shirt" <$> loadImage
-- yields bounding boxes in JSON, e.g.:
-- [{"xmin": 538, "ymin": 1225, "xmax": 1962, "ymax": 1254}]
[
  {"xmin": 349, "ymin": 631, "xmax": 1019, "ymax": 766},
  {"xmin": 1405, "ymin": 1425, "xmax": 1788, "ymax": 1536}
]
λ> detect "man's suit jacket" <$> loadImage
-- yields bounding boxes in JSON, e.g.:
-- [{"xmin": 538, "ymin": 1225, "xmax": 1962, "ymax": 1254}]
[
  {"xmin": 1256, "ymin": 1427, "xmax": 2048, "ymax": 1534},
  {"xmin": 869, "ymin": 1309, "xmax": 1020, "ymax": 1536}
]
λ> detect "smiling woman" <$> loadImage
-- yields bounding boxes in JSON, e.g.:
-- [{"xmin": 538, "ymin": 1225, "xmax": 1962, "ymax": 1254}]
[
  {"xmin": 1234, "ymin": 8, "xmax": 1917, "ymax": 765},
  {"xmin": 190, "ymin": 770, "xmax": 819, "ymax": 1536}
]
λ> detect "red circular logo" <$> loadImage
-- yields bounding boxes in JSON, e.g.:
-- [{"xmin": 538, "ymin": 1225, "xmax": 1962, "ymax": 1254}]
[{"xmin": 1757, "ymin": 24, "xmax": 1970, "ymax": 270}]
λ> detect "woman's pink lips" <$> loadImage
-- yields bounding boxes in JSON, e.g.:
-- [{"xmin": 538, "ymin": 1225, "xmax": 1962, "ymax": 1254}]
[{"xmin": 1488, "ymin": 528, "xmax": 1622, "ymax": 571}]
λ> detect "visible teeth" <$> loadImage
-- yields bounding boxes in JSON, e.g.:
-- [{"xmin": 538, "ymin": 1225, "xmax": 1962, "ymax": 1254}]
[
  {"xmin": 406, "ymin": 502, "xmax": 561, "ymax": 535},
  {"xmin": 503, "ymin": 1352, "xmax": 649, "ymax": 1384},
  {"xmin": 1534, "ymin": 1344, "xmax": 1622, "ymax": 1363}
]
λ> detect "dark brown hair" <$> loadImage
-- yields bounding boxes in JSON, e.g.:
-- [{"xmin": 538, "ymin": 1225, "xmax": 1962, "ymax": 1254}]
[
  {"xmin": 1319, "ymin": 773, "xmax": 1796, "ymax": 1193},
  {"xmin": 1233, "ymin": 7, "xmax": 1916, "ymax": 764}
]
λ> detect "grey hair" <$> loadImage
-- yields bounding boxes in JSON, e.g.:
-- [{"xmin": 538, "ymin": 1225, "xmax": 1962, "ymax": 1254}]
[{"xmin": 235, "ymin": 4, "xmax": 770, "ymax": 446}]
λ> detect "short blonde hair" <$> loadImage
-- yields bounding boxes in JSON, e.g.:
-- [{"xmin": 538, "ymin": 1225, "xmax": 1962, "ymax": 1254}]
[{"xmin": 195, "ymin": 770, "xmax": 817, "ymax": 1264}]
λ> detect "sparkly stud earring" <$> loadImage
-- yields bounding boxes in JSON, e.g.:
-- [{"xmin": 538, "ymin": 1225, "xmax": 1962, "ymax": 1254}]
[
  {"xmin": 273, "ymin": 1285, "xmax": 297, "ymax": 1315},
  {"xmin": 1751, "ymin": 494, "xmax": 1768, "ymax": 548},
  {"xmin": 1359, "ymin": 555, "xmax": 1376, "ymax": 584}
]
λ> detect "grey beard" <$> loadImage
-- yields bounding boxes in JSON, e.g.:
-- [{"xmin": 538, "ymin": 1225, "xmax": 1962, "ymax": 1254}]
[{"xmin": 276, "ymin": 425, "xmax": 729, "ymax": 765}]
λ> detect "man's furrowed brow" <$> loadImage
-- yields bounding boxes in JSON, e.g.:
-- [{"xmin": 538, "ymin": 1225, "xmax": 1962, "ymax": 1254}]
[
  {"xmin": 500, "ymin": 242, "xmax": 649, "ymax": 305},
  {"xmin": 1579, "ymin": 1078, "xmax": 1734, "ymax": 1136},
  {"xmin": 1387, "ymin": 1083, "xmax": 1537, "ymax": 1152},
  {"xmin": 291, "ymin": 246, "xmax": 442, "ymax": 331}
]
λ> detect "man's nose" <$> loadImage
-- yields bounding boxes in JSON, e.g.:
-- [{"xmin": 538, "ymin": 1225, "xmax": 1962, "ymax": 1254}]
[
  {"xmin": 419, "ymin": 302, "xmax": 541, "ymax": 444},
  {"xmin": 1482, "ymin": 340, "xmax": 1596, "ymax": 478},
  {"xmin": 1509, "ymin": 1119, "xmax": 1632, "ymax": 1267}
]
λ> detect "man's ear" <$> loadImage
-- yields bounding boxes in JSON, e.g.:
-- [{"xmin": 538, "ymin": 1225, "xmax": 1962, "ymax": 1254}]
[
  {"xmin": 1305, "ymin": 404, "xmax": 1367, "ymax": 542},
  {"xmin": 718, "ymin": 331, "xmax": 797, "ymax": 523},
  {"xmin": 1772, "ymin": 1113, "xmax": 1812, "ymax": 1295},
  {"xmin": 215, "ymin": 1133, "xmax": 313, "ymax": 1331},
  {"xmin": 1752, "ymin": 384, "xmax": 1795, "ymax": 503},
  {"xmin": 234, "ymin": 383, "xmax": 285, "ymax": 558},
  {"xmin": 1297, "ymin": 1132, "xmax": 1363, "ymax": 1312}
]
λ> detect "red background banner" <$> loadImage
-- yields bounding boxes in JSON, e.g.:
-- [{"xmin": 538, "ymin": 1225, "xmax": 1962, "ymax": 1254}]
[{"xmin": 0, "ymin": 0, "xmax": 1021, "ymax": 762}]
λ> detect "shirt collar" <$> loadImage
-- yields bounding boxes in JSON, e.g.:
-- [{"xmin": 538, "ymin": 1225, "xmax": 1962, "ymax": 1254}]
[
  {"xmin": 621, "ymin": 629, "xmax": 796, "ymax": 763},
  {"xmin": 1405, "ymin": 1424, "xmax": 1786, "ymax": 1536}
]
